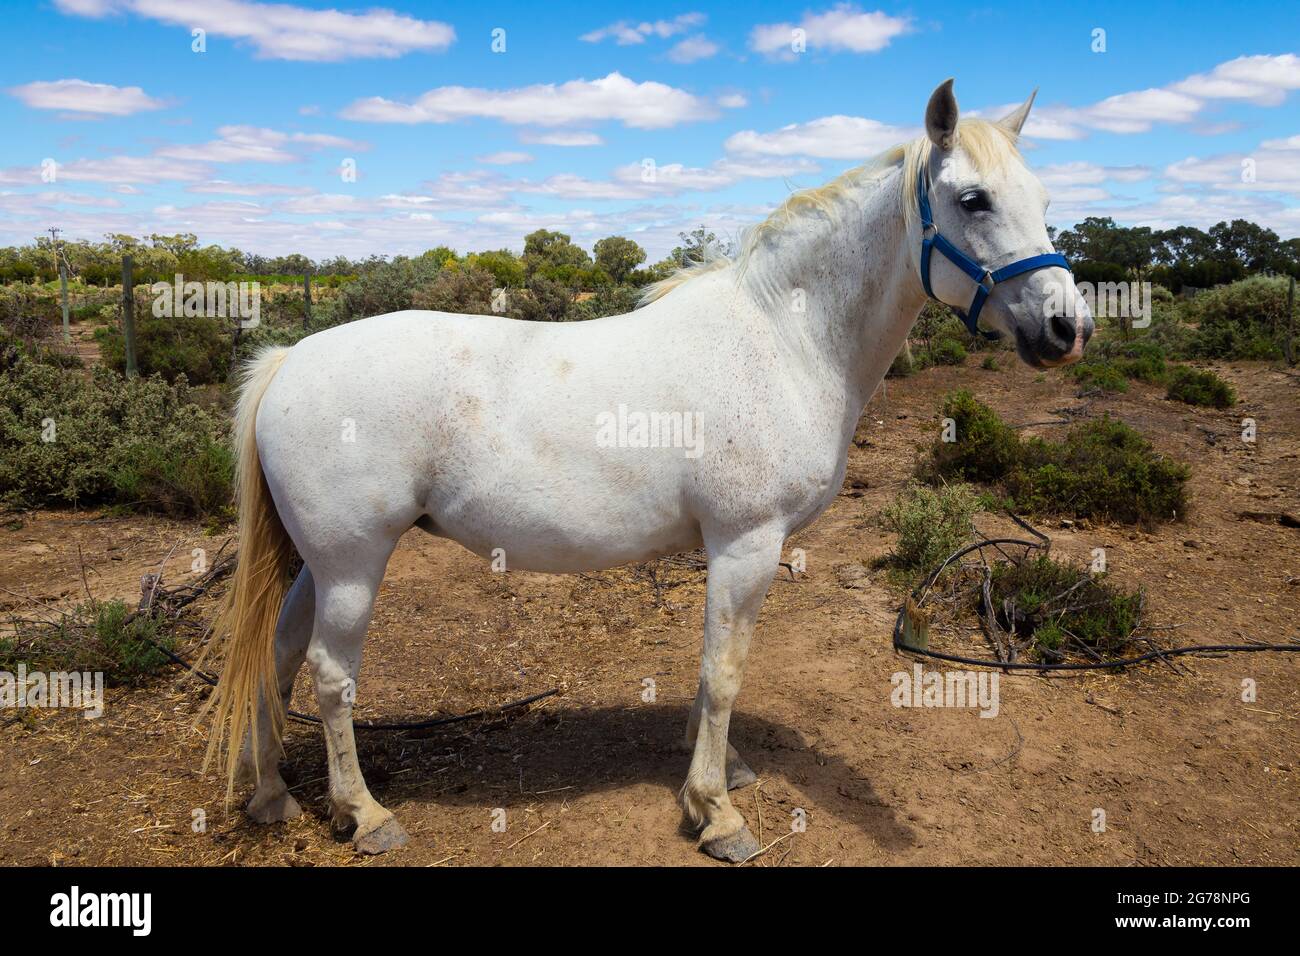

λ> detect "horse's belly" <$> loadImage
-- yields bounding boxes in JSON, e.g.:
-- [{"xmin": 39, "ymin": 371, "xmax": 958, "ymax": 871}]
[{"xmin": 424, "ymin": 484, "xmax": 702, "ymax": 573}]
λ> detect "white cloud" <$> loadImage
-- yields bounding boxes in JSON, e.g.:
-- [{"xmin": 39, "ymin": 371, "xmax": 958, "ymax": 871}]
[
  {"xmin": 187, "ymin": 180, "xmax": 315, "ymax": 196},
  {"xmin": 667, "ymin": 35, "xmax": 719, "ymax": 64},
  {"xmin": 725, "ymin": 115, "xmax": 918, "ymax": 159},
  {"xmin": 717, "ymin": 93, "xmax": 748, "ymax": 109},
  {"xmin": 477, "ymin": 151, "xmax": 534, "ymax": 165},
  {"xmin": 1171, "ymin": 53, "xmax": 1300, "ymax": 106},
  {"xmin": 157, "ymin": 126, "xmax": 366, "ymax": 164},
  {"xmin": 7, "ymin": 78, "xmax": 165, "ymax": 116},
  {"xmin": 581, "ymin": 13, "xmax": 704, "ymax": 45},
  {"xmin": 1033, "ymin": 162, "xmax": 1152, "ymax": 188},
  {"xmin": 341, "ymin": 72, "xmax": 717, "ymax": 129},
  {"xmin": 750, "ymin": 5, "xmax": 911, "ymax": 58},
  {"xmin": 1053, "ymin": 191, "xmax": 1300, "ymax": 238},
  {"xmin": 0, "ymin": 155, "xmax": 210, "ymax": 185},
  {"xmin": 277, "ymin": 193, "xmax": 363, "ymax": 214},
  {"xmin": 519, "ymin": 130, "xmax": 604, "ymax": 147},
  {"xmin": 54, "ymin": 0, "xmax": 455, "ymax": 62},
  {"xmin": 529, "ymin": 156, "xmax": 820, "ymax": 200},
  {"xmin": 991, "ymin": 54, "xmax": 1300, "ymax": 141},
  {"xmin": 1163, "ymin": 137, "xmax": 1300, "ymax": 196}
]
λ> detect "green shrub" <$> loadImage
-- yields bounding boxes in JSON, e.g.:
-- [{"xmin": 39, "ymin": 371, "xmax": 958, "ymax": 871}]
[
  {"xmin": 1071, "ymin": 341, "xmax": 1169, "ymax": 392},
  {"xmin": 920, "ymin": 393, "xmax": 1190, "ymax": 524},
  {"xmin": 0, "ymin": 599, "xmax": 175, "ymax": 686},
  {"xmin": 919, "ymin": 389, "xmax": 1022, "ymax": 483},
  {"xmin": 0, "ymin": 359, "xmax": 233, "ymax": 518},
  {"xmin": 929, "ymin": 336, "xmax": 967, "ymax": 366},
  {"xmin": 1114, "ymin": 341, "xmax": 1169, "ymax": 383},
  {"xmin": 887, "ymin": 346, "xmax": 915, "ymax": 378},
  {"xmin": 96, "ymin": 310, "xmax": 231, "ymax": 385},
  {"xmin": 988, "ymin": 555, "xmax": 1142, "ymax": 660},
  {"xmin": 1067, "ymin": 359, "xmax": 1130, "ymax": 393},
  {"xmin": 1186, "ymin": 276, "xmax": 1289, "ymax": 360},
  {"xmin": 880, "ymin": 481, "xmax": 984, "ymax": 571},
  {"xmin": 1166, "ymin": 366, "xmax": 1236, "ymax": 408},
  {"xmin": 981, "ymin": 355, "xmax": 999, "ymax": 371},
  {"xmin": 1008, "ymin": 416, "xmax": 1189, "ymax": 523}
]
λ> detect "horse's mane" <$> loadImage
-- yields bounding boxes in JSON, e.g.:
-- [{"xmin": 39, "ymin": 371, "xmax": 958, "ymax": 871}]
[{"xmin": 637, "ymin": 118, "xmax": 1023, "ymax": 308}]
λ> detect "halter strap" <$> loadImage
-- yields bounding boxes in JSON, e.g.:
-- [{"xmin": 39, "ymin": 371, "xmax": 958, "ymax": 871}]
[{"xmin": 917, "ymin": 172, "xmax": 1070, "ymax": 340}]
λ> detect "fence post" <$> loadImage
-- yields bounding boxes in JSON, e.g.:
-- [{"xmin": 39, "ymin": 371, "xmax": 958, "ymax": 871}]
[
  {"xmin": 303, "ymin": 269, "xmax": 312, "ymax": 329},
  {"xmin": 59, "ymin": 261, "xmax": 70, "ymax": 344},
  {"xmin": 121, "ymin": 255, "xmax": 137, "ymax": 377},
  {"xmin": 1288, "ymin": 275, "xmax": 1296, "ymax": 367}
]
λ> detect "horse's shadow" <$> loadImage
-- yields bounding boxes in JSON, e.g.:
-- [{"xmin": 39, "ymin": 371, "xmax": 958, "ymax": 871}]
[{"xmin": 278, "ymin": 701, "xmax": 915, "ymax": 855}]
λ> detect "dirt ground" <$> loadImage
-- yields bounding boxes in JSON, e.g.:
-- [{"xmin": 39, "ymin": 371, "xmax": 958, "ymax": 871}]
[{"xmin": 2, "ymin": 356, "xmax": 1297, "ymax": 866}]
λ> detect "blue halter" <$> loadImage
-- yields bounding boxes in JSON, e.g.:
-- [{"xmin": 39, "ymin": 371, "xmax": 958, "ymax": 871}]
[{"xmin": 917, "ymin": 171, "xmax": 1071, "ymax": 340}]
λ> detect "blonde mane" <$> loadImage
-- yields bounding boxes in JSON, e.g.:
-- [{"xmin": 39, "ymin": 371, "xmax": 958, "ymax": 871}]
[{"xmin": 637, "ymin": 118, "xmax": 1023, "ymax": 308}]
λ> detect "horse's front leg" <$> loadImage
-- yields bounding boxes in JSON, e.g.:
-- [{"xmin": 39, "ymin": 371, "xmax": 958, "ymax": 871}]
[{"xmin": 681, "ymin": 525, "xmax": 783, "ymax": 863}]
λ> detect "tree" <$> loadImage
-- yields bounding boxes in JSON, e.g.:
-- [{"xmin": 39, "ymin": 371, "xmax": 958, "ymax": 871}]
[
  {"xmin": 593, "ymin": 236, "xmax": 646, "ymax": 282},
  {"xmin": 522, "ymin": 229, "xmax": 591, "ymax": 275},
  {"xmin": 668, "ymin": 226, "xmax": 732, "ymax": 267}
]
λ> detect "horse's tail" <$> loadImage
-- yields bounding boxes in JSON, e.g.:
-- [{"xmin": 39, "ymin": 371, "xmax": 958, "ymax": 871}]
[{"xmin": 199, "ymin": 345, "xmax": 295, "ymax": 801}]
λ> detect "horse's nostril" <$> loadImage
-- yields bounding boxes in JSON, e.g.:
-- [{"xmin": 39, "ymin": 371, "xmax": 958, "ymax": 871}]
[{"xmin": 1050, "ymin": 312, "xmax": 1076, "ymax": 344}]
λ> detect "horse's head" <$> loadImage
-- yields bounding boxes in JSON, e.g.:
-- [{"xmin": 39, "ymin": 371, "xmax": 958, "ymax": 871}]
[{"xmin": 913, "ymin": 79, "xmax": 1092, "ymax": 368}]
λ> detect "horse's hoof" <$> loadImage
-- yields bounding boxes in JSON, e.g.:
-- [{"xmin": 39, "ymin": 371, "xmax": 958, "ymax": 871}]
[
  {"xmin": 247, "ymin": 790, "xmax": 302, "ymax": 824},
  {"xmin": 726, "ymin": 757, "xmax": 757, "ymax": 791},
  {"xmin": 701, "ymin": 825, "xmax": 761, "ymax": 864},
  {"xmin": 353, "ymin": 817, "xmax": 410, "ymax": 855}
]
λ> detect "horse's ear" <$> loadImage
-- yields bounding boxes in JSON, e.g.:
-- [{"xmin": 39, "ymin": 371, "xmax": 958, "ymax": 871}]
[
  {"xmin": 998, "ymin": 89, "xmax": 1038, "ymax": 136},
  {"xmin": 925, "ymin": 78, "xmax": 959, "ymax": 150}
]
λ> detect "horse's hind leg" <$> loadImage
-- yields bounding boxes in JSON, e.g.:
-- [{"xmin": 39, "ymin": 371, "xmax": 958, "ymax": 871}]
[
  {"xmin": 306, "ymin": 559, "xmax": 408, "ymax": 855},
  {"xmin": 244, "ymin": 565, "xmax": 314, "ymax": 823},
  {"xmin": 680, "ymin": 526, "xmax": 782, "ymax": 863}
]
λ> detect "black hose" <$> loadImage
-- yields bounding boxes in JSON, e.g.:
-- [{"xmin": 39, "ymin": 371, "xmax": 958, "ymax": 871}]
[{"xmin": 892, "ymin": 525, "xmax": 1300, "ymax": 671}]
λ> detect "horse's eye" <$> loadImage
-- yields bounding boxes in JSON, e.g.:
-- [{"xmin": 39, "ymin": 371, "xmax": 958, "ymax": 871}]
[{"xmin": 959, "ymin": 190, "xmax": 991, "ymax": 212}]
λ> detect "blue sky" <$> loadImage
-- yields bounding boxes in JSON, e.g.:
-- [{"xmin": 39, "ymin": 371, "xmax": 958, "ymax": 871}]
[{"xmin": 1, "ymin": 0, "xmax": 1298, "ymax": 260}]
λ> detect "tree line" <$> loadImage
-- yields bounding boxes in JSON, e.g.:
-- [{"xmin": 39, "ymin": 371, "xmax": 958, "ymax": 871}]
[
  {"xmin": 0, "ymin": 226, "xmax": 729, "ymax": 289},
  {"xmin": 1051, "ymin": 217, "xmax": 1300, "ymax": 291}
]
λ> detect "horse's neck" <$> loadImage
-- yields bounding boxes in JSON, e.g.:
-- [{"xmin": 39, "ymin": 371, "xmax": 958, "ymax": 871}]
[{"xmin": 742, "ymin": 168, "xmax": 926, "ymax": 411}]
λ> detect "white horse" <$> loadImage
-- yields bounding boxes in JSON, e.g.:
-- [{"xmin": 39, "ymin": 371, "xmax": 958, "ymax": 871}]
[{"xmin": 204, "ymin": 80, "xmax": 1092, "ymax": 861}]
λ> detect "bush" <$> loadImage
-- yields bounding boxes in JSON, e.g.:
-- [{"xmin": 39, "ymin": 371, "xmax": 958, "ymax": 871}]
[
  {"xmin": 880, "ymin": 481, "xmax": 984, "ymax": 571},
  {"xmin": 988, "ymin": 555, "xmax": 1142, "ymax": 660},
  {"xmin": 1008, "ymin": 416, "xmax": 1189, "ymax": 523},
  {"xmin": 981, "ymin": 355, "xmax": 999, "ymax": 371},
  {"xmin": 411, "ymin": 266, "xmax": 495, "ymax": 315},
  {"xmin": 887, "ymin": 345, "xmax": 915, "ymax": 378},
  {"xmin": 929, "ymin": 336, "xmax": 967, "ymax": 366},
  {"xmin": 919, "ymin": 389, "xmax": 1021, "ymax": 483},
  {"xmin": 96, "ymin": 309, "xmax": 231, "ymax": 385},
  {"xmin": 568, "ymin": 284, "xmax": 642, "ymax": 321},
  {"xmin": 1166, "ymin": 366, "xmax": 1236, "ymax": 408},
  {"xmin": 329, "ymin": 256, "xmax": 444, "ymax": 322},
  {"xmin": 1066, "ymin": 359, "xmax": 1130, "ymax": 393},
  {"xmin": 1070, "ymin": 341, "xmax": 1169, "ymax": 392},
  {"xmin": 1112, "ymin": 341, "xmax": 1169, "ymax": 383},
  {"xmin": 0, "ymin": 599, "xmax": 175, "ymax": 687},
  {"xmin": 1186, "ymin": 276, "xmax": 1289, "ymax": 360},
  {"xmin": 920, "ymin": 392, "xmax": 1190, "ymax": 524},
  {"xmin": 0, "ymin": 359, "xmax": 233, "ymax": 518}
]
